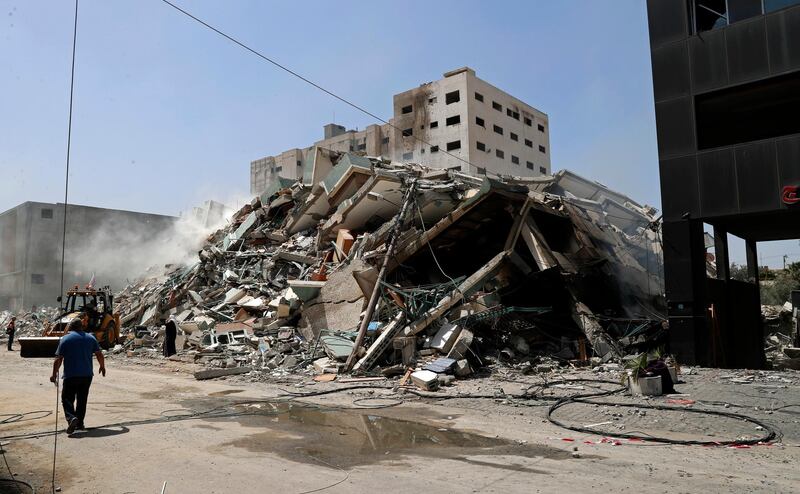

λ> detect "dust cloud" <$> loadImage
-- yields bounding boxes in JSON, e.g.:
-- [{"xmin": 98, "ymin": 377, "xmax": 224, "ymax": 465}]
[{"xmin": 64, "ymin": 203, "xmax": 234, "ymax": 292}]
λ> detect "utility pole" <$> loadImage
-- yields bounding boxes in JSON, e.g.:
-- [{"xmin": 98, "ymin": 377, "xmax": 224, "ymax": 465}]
[
  {"xmin": 344, "ymin": 177, "xmax": 418, "ymax": 372},
  {"xmin": 784, "ymin": 254, "xmax": 788, "ymax": 270}
]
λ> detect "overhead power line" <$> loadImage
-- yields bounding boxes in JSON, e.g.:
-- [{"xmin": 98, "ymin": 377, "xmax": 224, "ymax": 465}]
[{"xmin": 159, "ymin": 0, "xmax": 479, "ymax": 171}]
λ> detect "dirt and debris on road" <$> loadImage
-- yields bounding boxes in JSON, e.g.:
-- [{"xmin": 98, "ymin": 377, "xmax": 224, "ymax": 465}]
[{"xmin": 2, "ymin": 350, "xmax": 799, "ymax": 493}]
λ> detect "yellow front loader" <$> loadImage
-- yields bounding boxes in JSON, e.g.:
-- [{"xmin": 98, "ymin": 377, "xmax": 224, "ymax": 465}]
[{"xmin": 19, "ymin": 286, "xmax": 121, "ymax": 358}]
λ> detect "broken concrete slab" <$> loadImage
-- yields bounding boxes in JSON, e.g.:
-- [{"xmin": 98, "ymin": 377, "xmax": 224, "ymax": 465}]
[
  {"xmin": 454, "ymin": 359, "xmax": 472, "ymax": 377},
  {"xmin": 430, "ymin": 322, "xmax": 462, "ymax": 354},
  {"xmin": 287, "ymin": 280, "xmax": 326, "ymax": 302},
  {"xmin": 410, "ymin": 370, "xmax": 439, "ymax": 391},
  {"xmin": 194, "ymin": 366, "xmax": 252, "ymax": 380},
  {"xmin": 447, "ymin": 329, "xmax": 474, "ymax": 360}
]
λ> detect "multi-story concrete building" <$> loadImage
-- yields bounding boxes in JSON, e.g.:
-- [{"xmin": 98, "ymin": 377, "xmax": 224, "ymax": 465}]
[
  {"xmin": 646, "ymin": 0, "xmax": 800, "ymax": 368},
  {"xmin": 0, "ymin": 202, "xmax": 176, "ymax": 310},
  {"xmin": 251, "ymin": 67, "xmax": 551, "ymax": 194}
]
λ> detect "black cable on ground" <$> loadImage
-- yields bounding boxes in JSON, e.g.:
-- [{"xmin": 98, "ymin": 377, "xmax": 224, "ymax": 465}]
[
  {"xmin": 0, "ymin": 478, "xmax": 34, "ymax": 494},
  {"xmin": 1, "ymin": 443, "xmax": 24, "ymax": 494},
  {"xmin": 0, "ymin": 412, "xmax": 51, "ymax": 425},
  {"xmin": 546, "ymin": 385, "xmax": 778, "ymax": 446}
]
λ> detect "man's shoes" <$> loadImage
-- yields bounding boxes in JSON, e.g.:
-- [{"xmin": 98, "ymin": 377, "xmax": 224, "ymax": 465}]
[
  {"xmin": 66, "ymin": 417, "xmax": 79, "ymax": 434},
  {"xmin": 77, "ymin": 422, "xmax": 86, "ymax": 431}
]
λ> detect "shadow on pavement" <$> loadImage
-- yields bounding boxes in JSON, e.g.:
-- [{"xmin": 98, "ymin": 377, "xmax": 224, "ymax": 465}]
[{"xmin": 68, "ymin": 426, "xmax": 129, "ymax": 439}]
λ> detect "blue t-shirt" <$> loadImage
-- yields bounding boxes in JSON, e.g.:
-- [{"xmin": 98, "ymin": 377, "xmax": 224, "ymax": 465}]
[{"xmin": 55, "ymin": 331, "xmax": 100, "ymax": 379}]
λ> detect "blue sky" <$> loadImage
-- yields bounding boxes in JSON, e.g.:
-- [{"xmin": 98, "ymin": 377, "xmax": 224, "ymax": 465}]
[{"xmin": 0, "ymin": 0, "xmax": 795, "ymax": 266}]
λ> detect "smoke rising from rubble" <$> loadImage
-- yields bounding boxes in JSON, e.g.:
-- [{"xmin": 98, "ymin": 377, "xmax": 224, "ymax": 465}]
[{"xmin": 67, "ymin": 208, "xmax": 232, "ymax": 292}]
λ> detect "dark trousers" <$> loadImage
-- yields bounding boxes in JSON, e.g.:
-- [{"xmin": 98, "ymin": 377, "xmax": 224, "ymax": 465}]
[
  {"xmin": 62, "ymin": 376, "xmax": 92, "ymax": 425},
  {"xmin": 6, "ymin": 330, "xmax": 13, "ymax": 350}
]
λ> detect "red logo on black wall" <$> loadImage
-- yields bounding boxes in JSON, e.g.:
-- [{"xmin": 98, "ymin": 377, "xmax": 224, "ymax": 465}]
[{"xmin": 783, "ymin": 186, "xmax": 800, "ymax": 205}]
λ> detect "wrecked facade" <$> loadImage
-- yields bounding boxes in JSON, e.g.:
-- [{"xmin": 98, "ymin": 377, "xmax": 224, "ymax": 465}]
[
  {"xmin": 250, "ymin": 67, "xmax": 551, "ymax": 194},
  {"xmin": 112, "ymin": 152, "xmax": 664, "ymax": 385}
]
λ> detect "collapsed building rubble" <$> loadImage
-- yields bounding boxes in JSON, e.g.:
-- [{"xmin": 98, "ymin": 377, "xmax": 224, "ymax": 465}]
[
  {"xmin": 108, "ymin": 153, "xmax": 666, "ymax": 387},
  {"xmin": 763, "ymin": 302, "xmax": 800, "ymax": 370},
  {"xmin": 1, "ymin": 307, "xmax": 60, "ymax": 339}
]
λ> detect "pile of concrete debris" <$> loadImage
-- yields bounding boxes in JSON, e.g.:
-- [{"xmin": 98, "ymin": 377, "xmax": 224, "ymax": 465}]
[
  {"xmin": 0, "ymin": 307, "xmax": 60, "ymax": 340},
  {"xmin": 113, "ymin": 152, "xmax": 665, "ymax": 387},
  {"xmin": 763, "ymin": 303, "xmax": 800, "ymax": 370}
]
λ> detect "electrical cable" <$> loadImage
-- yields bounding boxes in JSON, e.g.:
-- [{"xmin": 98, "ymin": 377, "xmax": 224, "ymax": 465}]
[
  {"xmin": 297, "ymin": 454, "xmax": 350, "ymax": 494},
  {"xmin": 546, "ymin": 382, "xmax": 777, "ymax": 446},
  {"xmin": 0, "ymin": 478, "xmax": 34, "ymax": 494},
  {"xmin": 52, "ymin": 2, "xmax": 79, "ymax": 491},
  {"xmin": 0, "ymin": 412, "xmax": 51, "ymax": 425},
  {"xmin": 159, "ymin": 0, "xmax": 482, "ymax": 174},
  {"xmin": 1, "ymin": 444, "xmax": 23, "ymax": 494}
]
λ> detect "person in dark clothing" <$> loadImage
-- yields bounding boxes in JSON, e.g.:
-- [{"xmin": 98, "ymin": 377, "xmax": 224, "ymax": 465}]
[
  {"xmin": 5, "ymin": 317, "xmax": 15, "ymax": 351},
  {"xmin": 50, "ymin": 316, "xmax": 106, "ymax": 434},
  {"xmin": 163, "ymin": 319, "xmax": 177, "ymax": 358}
]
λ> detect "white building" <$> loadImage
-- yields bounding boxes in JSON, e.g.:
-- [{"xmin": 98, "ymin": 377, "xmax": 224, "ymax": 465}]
[{"xmin": 250, "ymin": 67, "xmax": 550, "ymax": 194}]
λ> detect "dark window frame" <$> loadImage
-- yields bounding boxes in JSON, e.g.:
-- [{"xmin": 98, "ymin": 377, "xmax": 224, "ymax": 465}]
[
  {"xmin": 446, "ymin": 140, "xmax": 461, "ymax": 151},
  {"xmin": 445, "ymin": 115, "xmax": 461, "ymax": 126},
  {"xmin": 445, "ymin": 90, "xmax": 460, "ymax": 104}
]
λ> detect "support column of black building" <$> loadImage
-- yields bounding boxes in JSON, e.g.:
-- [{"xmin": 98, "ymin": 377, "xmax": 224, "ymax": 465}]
[
  {"xmin": 663, "ymin": 219, "xmax": 710, "ymax": 365},
  {"xmin": 713, "ymin": 226, "xmax": 729, "ymax": 281}
]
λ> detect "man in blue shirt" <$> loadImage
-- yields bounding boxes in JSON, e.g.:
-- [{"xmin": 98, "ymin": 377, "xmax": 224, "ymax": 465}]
[{"xmin": 50, "ymin": 314, "xmax": 106, "ymax": 434}]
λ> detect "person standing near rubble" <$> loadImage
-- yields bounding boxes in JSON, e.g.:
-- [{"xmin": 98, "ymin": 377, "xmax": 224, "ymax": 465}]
[
  {"xmin": 5, "ymin": 317, "xmax": 15, "ymax": 351},
  {"xmin": 163, "ymin": 318, "xmax": 177, "ymax": 358},
  {"xmin": 50, "ymin": 316, "xmax": 106, "ymax": 434}
]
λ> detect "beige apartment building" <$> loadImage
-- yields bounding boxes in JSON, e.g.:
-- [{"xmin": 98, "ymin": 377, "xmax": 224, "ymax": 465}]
[{"xmin": 250, "ymin": 67, "xmax": 550, "ymax": 194}]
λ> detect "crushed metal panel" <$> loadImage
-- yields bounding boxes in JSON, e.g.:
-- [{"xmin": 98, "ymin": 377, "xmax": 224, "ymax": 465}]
[
  {"xmin": 302, "ymin": 146, "xmax": 337, "ymax": 186},
  {"xmin": 322, "ymin": 153, "xmax": 374, "ymax": 207},
  {"xmin": 320, "ymin": 335, "xmax": 355, "ymax": 361},
  {"xmin": 258, "ymin": 177, "xmax": 296, "ymax": 206}
]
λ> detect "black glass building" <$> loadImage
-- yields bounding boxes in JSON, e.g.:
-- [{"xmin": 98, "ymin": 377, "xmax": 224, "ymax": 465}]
[{"xmin": 647, "ymin": 0, "xmax": 800, "ymax": 367}]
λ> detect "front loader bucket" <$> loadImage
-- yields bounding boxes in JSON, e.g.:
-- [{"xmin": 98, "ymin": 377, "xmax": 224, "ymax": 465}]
[{"xmin": 18, "ymin": 337, "xmax": 61, "ymax": 358}]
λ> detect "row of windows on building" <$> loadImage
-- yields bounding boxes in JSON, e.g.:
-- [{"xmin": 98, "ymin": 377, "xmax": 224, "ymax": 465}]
[
  {"xmin": 475, "ymin": 162, "xmax": 547, "ymax": 175},
  {"xmin": 402, "ymin": 140, "xmax": 546, "ymax": 174},
  {"xmin": 402, "ymin": 115, "xmax": 546, "ymax": 153},
  {"xmin": 400, "ymin": 89, "xmax": 547, "ymax": 130}
]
